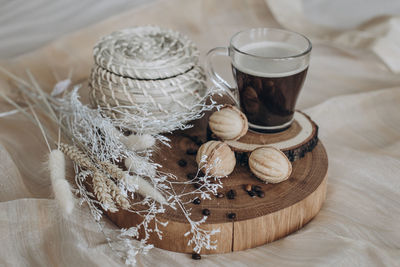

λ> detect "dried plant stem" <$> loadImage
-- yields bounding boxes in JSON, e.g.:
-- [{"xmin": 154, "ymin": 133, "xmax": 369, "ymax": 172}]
[
  {"xmin": 93, "ymin": 171, "xmax": 118, "ymax": 212},
  {"xmin": 60, "ymin": 143, "xmax": 165, "ymax": 204},
  {"xmin": 106, "ymin": 178, "xmax": 131, "ymax": 210},
  {"xmin": 59, "ymin": 143, "xmax": 94, "ymax": 170},
  {"xmin": 99, "ymin": 160, "xmax": 125, "ymax": 180},
  {"xmin": 0, "ymin": 91, "xmax": 55, "ymax": 146},
  {"xmin": 58, "ymin": 143, "xmax": 119, "ymax": 211},
  {"xmin": 0, "ymin": 68, "xmax": 224, "ymax": 259},
  {"xmin": 59, "ymin": 143, "xmax": 164, "ymax": 207},
  {"xmin": 59, "ymin": 143, "xmax": 125, "ymax": 181},
  {"xmin": 0, "ymin": 65, "xmax": 32, "ymax": 88},
  {"xmin": 24, "ymin": 96, "xmax": 52, "ymax": 152},
  {"xmin": 26, "ymin": 69, "xmax": 58, "ymax": 122}
]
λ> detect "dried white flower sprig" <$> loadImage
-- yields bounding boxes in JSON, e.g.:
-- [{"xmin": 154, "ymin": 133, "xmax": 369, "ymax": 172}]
[{"xmin": 0, "ymin": 67, "xmax": 226, "ymax": 265}]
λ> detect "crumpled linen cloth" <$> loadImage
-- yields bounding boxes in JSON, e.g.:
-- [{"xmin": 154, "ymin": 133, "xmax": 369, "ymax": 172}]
[
  {"xmin": 267, "ymin": 0, "xmax": 400, "ymax": 73},
  {"xmin": 0, "ymin": 0, "xmax": 399, "ymax": 266}
]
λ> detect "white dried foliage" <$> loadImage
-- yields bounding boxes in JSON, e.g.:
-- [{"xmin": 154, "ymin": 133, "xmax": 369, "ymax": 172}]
[
  {"xmin": 103, "ymin": 88, "xmax": 219, "ymax": 135},
  {"xmin": 111, "ymin": 128, "xmax": 156, "ymax": 151},
  {"xmin": 124, "ymin": 174, "xmax": 166, "ymax": 204},
  {"xmin": 49, "ymin": 149, "xmax": 74, "ymax": 215},
  {"xmin": 125, "ymin": 134, "xmax": 156, "ymax": 151},
  {"xmin": 124, "ymin": 155, "xmax": 157, "ymax": 178},
  {"xmin": 0, "ymin": 70, "xmax": 229, "ymax": 265}
]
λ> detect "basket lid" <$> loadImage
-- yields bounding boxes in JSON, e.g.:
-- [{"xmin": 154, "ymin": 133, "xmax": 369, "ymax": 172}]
[{"xmin": 93, "ymin": 26, "xmax": 199, "ymax": 80}]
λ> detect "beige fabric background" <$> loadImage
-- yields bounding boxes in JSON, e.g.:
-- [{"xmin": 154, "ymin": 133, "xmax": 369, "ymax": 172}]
[
  {"xmin": 0, "ymin": 0, "xmax": 154, "ymax": 59},
  {"xmin": 0, "ymin": 0, "xmax": 399, "ymax": 266}
]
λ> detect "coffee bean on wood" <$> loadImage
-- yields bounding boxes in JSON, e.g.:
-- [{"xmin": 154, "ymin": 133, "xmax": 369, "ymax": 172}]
[
  {"xmin": 178, "ymin": 159, "xmax": 187, "ymax": 167},
  {"xmin": 252, "ymin": 185, "xmax": 262, "ymax": 192},
  {"xmin": 227, "ymin": 213, "xmax": 236, "ymax": 219},
  {"xmin": 227, "ymin": 189, "xmax": 236, "ymax": 199},
  {"xmin": 248, "ymin": 190, "xmax": 256, "ymax": 197},
  {"xmin": 202, "ymin": 209, "xmax": 210, "ymax": 216},
  {"xmin": 257, "ymin": 191, "xmax": 265, "ymax": 198},
  {"xmin": 191, "ymin": 253, "xmax": 201, "ymax": 260},
  {"xmin": 193, "ymin": 198, "xmax": 201, "ymax": 205}
]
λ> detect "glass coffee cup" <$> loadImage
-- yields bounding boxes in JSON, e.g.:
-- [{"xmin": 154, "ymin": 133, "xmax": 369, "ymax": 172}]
[{"xmin": 206, "ymin": 28, "xmax": 311, "ymax": 132}]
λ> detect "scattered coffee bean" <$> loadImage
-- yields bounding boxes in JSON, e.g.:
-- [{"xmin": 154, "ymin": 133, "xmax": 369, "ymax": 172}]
[
  {"xmin": 193, "ymin": 198, "xmax": 201, "ymax": 205},
  {"xmin": 245, "ymin": 184, "xmax": 252, "ymax": 192},
  {"xmin": 247, "ymin": 190, "xmax": 256, "ymax": 197},
  {"xmin": 216, "ymin": 192, "xmax": 225, "ymax": 198},
  {"xmin": 202, "ymin": 209, "xmax": 210, "ymax": 216},
  {"xmin": 178, "ymin": 159, "xmax": 187, "ymax": 167},
  {"xmin": 227, "ymin": 189, "xmax": 236, "ymax": 199},
  {"xmin": 252, "ymin": 185, "xmax": 262, "ymax": 192},
  {"xmin": 186, "ymin": 172, "xmax": 196, "ymax": 180},
  {"xmin": 256, "ymin": 191, "xmax": 265, "ymax": 198},
  {"xmin": 227, "ymin": 213, "xmax": 236, "ymax": 220},
  {"xmin": 186, "ymin": 148, "xmax": 198, "ymax": 155},
  {"xmin": 191, "ymin": 253, "xmax": 201, "ymax": 260}
]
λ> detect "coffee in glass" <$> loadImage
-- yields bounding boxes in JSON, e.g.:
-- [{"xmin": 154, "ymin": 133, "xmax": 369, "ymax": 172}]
[{"xmin": 206, "ymin": 28, "xmax": 311, "ymax": 132}]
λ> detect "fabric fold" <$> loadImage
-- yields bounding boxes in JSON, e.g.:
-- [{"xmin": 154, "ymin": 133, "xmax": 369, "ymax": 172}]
[{"xmin": 266, "ymin": 0, "xmax": 400, "ymax": 73}]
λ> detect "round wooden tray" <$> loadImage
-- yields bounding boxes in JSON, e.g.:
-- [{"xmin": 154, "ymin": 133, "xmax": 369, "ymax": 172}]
[{"xmin": 106, "ymin": 112, "xmax": 328, "ymax": 255}]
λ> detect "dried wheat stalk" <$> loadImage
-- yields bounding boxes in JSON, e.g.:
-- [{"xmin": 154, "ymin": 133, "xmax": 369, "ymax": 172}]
[
  {"xmin": 92, "ymin": 171, "xmax": 118, "ymax": 212},
  {"xmin": 58, "ymin": 143, "xmax": 121, "ymax": 210},
  {"xmin": 99, "ymin": 160, "xmax": 125, "ymax": 180},
  {"xmin": 59, "ymin": 143, "xmax": 94, "ymax": 170},
  {"xmin": 106, "ymin": 178, "xmax": 131, "ymax": 210}
]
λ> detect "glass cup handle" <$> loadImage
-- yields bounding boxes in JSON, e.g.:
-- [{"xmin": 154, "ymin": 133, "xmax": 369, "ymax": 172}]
[{"xmin": 205, "ymin": 47, "xmax": 240, "ymax": 106}]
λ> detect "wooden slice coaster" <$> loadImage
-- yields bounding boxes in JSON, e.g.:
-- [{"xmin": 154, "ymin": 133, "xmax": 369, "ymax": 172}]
[
  {"xmin": 224, "ymin": 111, "xmax": 319, "ymax": 161},
  {"xmin": 106, "ymin": 118, "xmax": 328, "ymax": 255}
]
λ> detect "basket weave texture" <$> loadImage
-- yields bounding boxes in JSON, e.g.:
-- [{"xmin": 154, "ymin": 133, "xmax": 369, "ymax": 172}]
[{"xmin": 89, "ymin": 26, "xmax": 207, "ymax": 117}]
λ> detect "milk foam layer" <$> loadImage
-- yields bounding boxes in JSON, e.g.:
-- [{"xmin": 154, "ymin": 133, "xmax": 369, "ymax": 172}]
[{"xmin": 233, "ymin": 41, "xmax": 308, "ymax": 78}]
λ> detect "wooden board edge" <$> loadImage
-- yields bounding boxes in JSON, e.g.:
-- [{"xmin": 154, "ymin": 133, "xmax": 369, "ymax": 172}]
[
  {"xmin": 232, "ymin": 173, "xmax": 327, "ymax": 251},
  {"xmin": 106, "ymin": 172, "xmax": 327, "ymax": 255},
  {"xmin": 106, "ymin": 208, "xmax": 234, "ymax": 254}
]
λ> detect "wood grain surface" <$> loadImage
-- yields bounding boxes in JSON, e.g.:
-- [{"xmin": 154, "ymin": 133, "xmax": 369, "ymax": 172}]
[
  {"xmin": 224, "ymin": 111, "xmax": 319, "ymax": 161},
  {"xmin": 106, "ymin": 113, "xmax": 328, "ymax": 254}
]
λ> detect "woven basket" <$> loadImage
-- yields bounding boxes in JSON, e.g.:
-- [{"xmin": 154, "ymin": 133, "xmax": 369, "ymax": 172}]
[{"xmin": 89, "ymin": 26, "xmax": 207, "ymax": 119}]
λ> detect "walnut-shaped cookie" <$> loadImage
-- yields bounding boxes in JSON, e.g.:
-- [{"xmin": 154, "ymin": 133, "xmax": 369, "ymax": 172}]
[
  {"xmin": 249, "ymin": 147, "xmax": 292, "ymax": 183},
  {"xmin": 209, "ymin": 105, "xmax": 248, "ymax": 141},
  {"xmin": 196, "ymin": 141, "xmax": 236, "ymax": 177}
]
